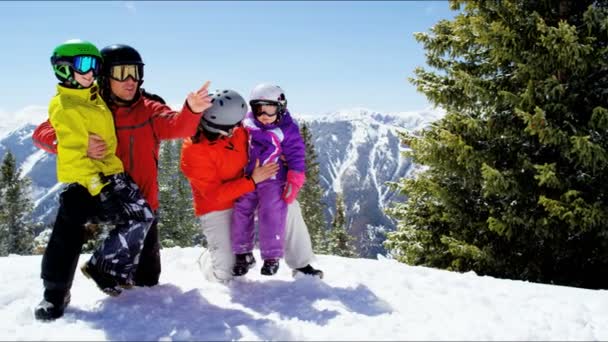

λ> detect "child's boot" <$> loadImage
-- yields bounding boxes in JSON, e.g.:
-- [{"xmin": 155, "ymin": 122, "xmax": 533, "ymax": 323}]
[
  {"xmin": 232, "ymin": 252, "xmax": 256, "ymax": 276},
  {"xmin": 261, "ymin": 259, "xmax": 280, "ymax": 276}
]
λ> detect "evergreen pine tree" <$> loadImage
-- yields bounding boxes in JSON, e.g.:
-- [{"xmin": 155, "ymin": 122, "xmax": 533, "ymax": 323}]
[
  {"xmin": 297, "ymin": 122, "xmax": 329, "ymax": 253},
  {"xmin": 385, "ymin": 0, "xmax": 608, "ymax": 288},
  {"xmin": 158, "ymin": 140, "xmax": 200, "ymax": 247},
  {"xmin": 0, "ymin": 151, "xmax": 34, "ymax": 255},
  {"xmin": 313, "ymin": 224, "xmax": 330, "ymax": 255},
  {"xmin": 0, "ymin": 203, "xmax": 6, "ymax": 256},
  {"xmin": 327, "ymin": 193, "xmax": 357, "ymax": 257}
]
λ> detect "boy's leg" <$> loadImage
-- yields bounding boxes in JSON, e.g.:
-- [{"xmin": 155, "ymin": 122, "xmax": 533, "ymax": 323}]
[
  {"xmin": 256, "ymin": 181, "xmax": 287, "ymax": 260},
  {"xmin": 199, "ymin": 209, "xmax": 235, "ymax": 282},
  {"xmin": 283, "ymin": 200, "xmax": 316, "ymax": 269},
  {"xmin": 133, "ymin": 216, "xmax": 161, "ymax": 286},
  {"xmin": 230, "ymin": 191, "xmax": 258, "ymax": 254},
  {"xmin": 89, "ymin": 173, "xmax": 155, "ymax": 283}
]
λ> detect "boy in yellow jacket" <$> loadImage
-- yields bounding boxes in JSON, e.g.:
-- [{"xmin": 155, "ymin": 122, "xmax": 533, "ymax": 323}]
[{"xmin": 37, "ymin": 39, "xmax": 155, "ymax": 319}]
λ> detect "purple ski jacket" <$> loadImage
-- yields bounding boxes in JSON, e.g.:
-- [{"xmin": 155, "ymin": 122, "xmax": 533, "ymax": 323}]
[{"xmin": 242, "ymin": 110, "xmax": 305, "ymax": 181}]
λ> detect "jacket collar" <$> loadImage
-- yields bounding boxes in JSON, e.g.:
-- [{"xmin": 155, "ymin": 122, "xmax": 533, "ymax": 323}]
[
  {"xmin": 56, "ymin": 83, "xmax": 100, "ymax": 103},
  {"xmin": 109, "ymin": 89, "xmax": 144, "ymax": 113}
]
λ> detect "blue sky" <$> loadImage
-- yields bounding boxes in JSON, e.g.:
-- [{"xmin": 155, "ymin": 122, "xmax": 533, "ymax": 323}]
[{"xmin": 0, "ymin": 1, "xmax": 456, "ymax": 116}]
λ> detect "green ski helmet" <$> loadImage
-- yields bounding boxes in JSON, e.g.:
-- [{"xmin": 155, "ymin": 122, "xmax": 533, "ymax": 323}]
[{"xmin": 50, "ymin": 39, "xmax": 102, "ymax": 87}]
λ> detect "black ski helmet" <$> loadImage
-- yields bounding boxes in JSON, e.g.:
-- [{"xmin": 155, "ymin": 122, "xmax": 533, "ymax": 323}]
[
  {"xmin": 98, "ymin": 44, "xmax": 145, "ymax": 104},
  {"xmin": 100, "ymin": 44, "xmax": 144, "ymax": 69}
]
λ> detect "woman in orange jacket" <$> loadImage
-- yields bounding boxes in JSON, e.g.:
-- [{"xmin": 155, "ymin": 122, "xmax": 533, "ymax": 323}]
[{"xmin": 181, "ymin": 89, "xmax": 323, "ymax": 282}]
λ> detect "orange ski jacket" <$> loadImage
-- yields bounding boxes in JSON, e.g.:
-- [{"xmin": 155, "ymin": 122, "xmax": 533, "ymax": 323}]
[{"xmin": 180, "ymin": 126, "xmax": 256, "ymax": 216}]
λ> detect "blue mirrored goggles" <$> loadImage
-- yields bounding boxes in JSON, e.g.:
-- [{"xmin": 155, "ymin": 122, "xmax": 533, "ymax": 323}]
[{"xmin": 72, "ymin": 55, "xmax": 100, "ymax": 75}]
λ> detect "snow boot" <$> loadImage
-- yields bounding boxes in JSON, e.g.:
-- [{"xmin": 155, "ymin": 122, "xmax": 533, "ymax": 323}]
[
  {"xmin": 80, "ymin": 262, "xmax": 123, "ymax": 297},
  {"xmin": 292, "ymin": 264, "xmax": 324, "ymax": 279},
  {"xmin": 34, "ymin": 289, "xmax": 71, "ymax": 321},
  {"xmin": 232, "ymin": 252, "xmax": 256, "ymax": 276},
  {"xmin": 261, "ymin": 259, "xmax": 280, "ymax": 276}
]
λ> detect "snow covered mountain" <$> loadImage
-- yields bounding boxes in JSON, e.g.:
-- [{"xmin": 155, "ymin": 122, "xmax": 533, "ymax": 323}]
[
  {"xmin": 0, "ymin": 106, "xmax": 444, "ymax": 256},
  {"xmin": 0, "ymin": 104, "xmax": 64, "ymax": 228},
  {"xmin": 301, "ymin": 107, "xmax": 444, "ymax": 256}
]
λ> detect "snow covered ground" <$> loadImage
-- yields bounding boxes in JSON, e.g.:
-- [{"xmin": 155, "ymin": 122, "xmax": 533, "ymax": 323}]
[{"xmin": 1, "ymin": 247, "xmax": 607, "ymax": 341}]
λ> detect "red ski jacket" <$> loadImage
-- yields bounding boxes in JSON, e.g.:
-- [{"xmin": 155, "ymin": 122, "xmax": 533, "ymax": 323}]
[{"xmin": 33, "ymin": 94, "xmax": 202, "ymax": 210}]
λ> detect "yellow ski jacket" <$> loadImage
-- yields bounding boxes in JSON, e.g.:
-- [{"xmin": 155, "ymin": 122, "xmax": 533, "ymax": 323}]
[{"xmin": 48, "ymin": 84, "xmax": 123, "ymax": 196}]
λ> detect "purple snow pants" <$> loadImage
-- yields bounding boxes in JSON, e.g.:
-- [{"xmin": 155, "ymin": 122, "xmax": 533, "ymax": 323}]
[{"xmin": 231, "ymin": 179, "xmax": 287, "ymax": 260}]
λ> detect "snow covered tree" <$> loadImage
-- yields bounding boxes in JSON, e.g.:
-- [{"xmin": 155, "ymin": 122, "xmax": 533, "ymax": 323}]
[
  {"xmin": 327, "ymin": 193, "xmax": 357, "ymax": 257},
  {"xmin": 359, "ymin": 224, "xmax": 388, "ymax": 258},
  {"xmin": 0, "ymin": 151, "xmax": 34, "ymax": 255},
  {"xmin": 312, "ymin": 224, "xmax": 330, "ymax": 255},
  {"xmin": 158, "ymin": 140, "xmax": 201, "ymax": 247},
  {"xmin": 386, "ymin": 0, "xmax": 608, "ymax": 288},
  {"xmin": 33, "ymin": 227, "xmax": 52, "ymax": 255},
  {"xmin": 297, "ymin": 122, "xmax": 329, "ymax": 253}
]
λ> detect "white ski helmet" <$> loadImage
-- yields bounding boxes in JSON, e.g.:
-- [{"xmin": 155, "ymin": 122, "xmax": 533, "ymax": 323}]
[
  {"xmin": 249, "ymin": 83, "xmax": 287, "ymax": 114},
  {"xmin": 201, "ymin": 89, "xmax": 248, "ymax": 135}
]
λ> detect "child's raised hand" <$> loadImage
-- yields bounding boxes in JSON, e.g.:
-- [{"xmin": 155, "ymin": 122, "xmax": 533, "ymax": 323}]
[{"xmin": 187, "ymin": 81, "xmax": 213, "ymax": 113}]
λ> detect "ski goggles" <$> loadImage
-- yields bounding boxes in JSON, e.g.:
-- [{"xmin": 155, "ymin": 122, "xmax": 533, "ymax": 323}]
[
  {"xmin": 252, "ymin": 101, "xmax": 279, "ymax": 117},
  {"xmin": 72, "ymin": 55, "xmax": 100, "ymax": 75},
  {"xmin": 108, "ymin": 64, "xmax": 143, "ymax": 82}
]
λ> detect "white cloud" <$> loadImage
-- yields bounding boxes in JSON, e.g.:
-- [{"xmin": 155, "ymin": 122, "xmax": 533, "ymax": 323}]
[{"xmin": 0, "ymin": 105, "xmax": 48, "ymax": 140}]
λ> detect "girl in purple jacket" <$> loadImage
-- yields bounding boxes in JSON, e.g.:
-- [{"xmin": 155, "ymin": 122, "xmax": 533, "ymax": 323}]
[{"xmin": 231, "ymin": 84, "xmax": 306, "ymax": 276}]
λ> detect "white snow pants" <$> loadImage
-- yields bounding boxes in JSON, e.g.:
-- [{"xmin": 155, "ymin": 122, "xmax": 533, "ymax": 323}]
[{"xmin": 197, "ymin": 200, "xmax": 315, "ymax": 282}]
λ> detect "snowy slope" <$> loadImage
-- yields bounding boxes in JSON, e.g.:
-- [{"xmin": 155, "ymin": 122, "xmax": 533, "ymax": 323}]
[{"xmin": 1, "ymin": 247, "xmax": 607, "ymax": 341}]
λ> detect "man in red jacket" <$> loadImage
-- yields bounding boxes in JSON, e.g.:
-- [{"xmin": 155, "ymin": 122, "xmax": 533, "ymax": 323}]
[{"xmin": 33, "ymin": 44, "xmax": 212, "ymax": 321}]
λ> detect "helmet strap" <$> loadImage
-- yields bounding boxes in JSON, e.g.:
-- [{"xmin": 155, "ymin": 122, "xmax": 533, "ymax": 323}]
[{"xmin": 54, "ymin": 64, "xmax": 85, "ymax": 89}]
